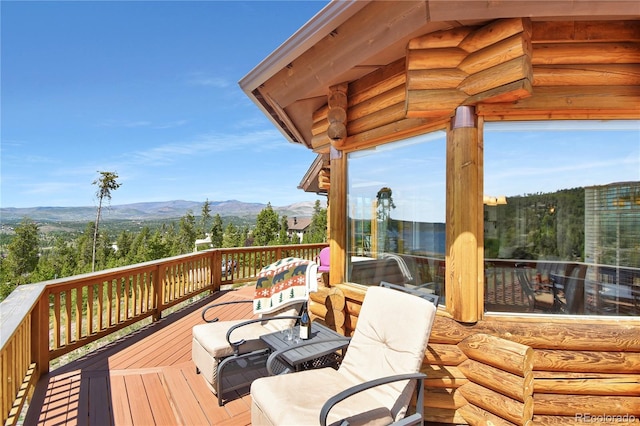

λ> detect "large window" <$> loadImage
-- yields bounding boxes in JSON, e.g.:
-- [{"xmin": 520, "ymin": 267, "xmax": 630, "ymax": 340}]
[
  {"xmin": 484, "ymin": 120, "xmax": 640, "ymax": 316},
  {"xmin": 346, "ymin": 131, "xmax": 446, "ymax": 302}
]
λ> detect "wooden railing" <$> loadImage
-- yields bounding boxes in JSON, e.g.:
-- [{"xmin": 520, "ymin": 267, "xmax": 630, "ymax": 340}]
[{"xmin": 0, "ymin": 243, "xmax": 326, "ymax": 426}]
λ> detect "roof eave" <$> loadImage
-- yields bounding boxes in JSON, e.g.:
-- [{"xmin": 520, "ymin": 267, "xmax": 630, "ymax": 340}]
[{"xmin": 238, "ymin": 0, "xmax": 368, "ymax": 146}]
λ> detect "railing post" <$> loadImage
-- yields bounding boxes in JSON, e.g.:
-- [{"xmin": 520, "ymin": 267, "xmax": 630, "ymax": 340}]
[
  {"xmin": 153, "ymin": 264, "xmax": 163, "ymax": 322},
  {"xmin": 31, "ymin": 290, "xmax": 50, "ymax": 376},
  {"xmin": 212, "ymin": 250, "xmax": 222, "ymax": 292}
]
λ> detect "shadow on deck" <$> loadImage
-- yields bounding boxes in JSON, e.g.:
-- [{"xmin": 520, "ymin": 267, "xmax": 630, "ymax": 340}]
[{"xmin": 26, "ymin": 286, "xmax": 256, "ymax": 426}]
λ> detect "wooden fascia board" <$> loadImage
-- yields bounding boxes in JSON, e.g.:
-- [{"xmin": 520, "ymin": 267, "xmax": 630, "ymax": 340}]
[
  {"xmin": 262, "ymin": 1, "xmax": 430, "ymax": 110},
  {"xmin": 239, "ymin": 0, "xmax": 366, "ymax": 95},
  {"xmin": 427, "ymin": 0, "xmax": 640, "ymax": 22}
]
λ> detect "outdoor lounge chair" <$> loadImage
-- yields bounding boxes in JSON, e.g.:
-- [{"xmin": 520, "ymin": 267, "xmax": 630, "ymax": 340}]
[
  {"xmin": 250, "ymin": 285, "xmax": 437, "ymax": 426},
  {"xmin": 192, "ymin": 257, "xmax": 318, "ymax": 405}
]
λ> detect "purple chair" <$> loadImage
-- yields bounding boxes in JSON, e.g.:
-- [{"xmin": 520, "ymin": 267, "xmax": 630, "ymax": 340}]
[{"xmin": 317, "ymin": 247, "xmax": 330, "ymax": 273}]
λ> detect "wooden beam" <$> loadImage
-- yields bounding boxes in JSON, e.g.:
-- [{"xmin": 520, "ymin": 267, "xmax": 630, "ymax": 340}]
[
  {"xmin": 445, "ymin": 106, "xmax": 481, "ymax": 323},
  {"xmin": 532, "ymin": 21, "xmax": 640, "ymax": 43},
  {"xmin": 329, "ymin": 149, "xmax": 346, "ymax": 286}
]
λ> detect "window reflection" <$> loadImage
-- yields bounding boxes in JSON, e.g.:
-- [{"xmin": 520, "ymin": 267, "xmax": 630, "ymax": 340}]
[
  {"xmin": 346, "ymin": 131, "xmax": 446, "ymax": 303},
  {"xmin": 484, "ymin": 120, "xmax": 640, "ymax": 316}
]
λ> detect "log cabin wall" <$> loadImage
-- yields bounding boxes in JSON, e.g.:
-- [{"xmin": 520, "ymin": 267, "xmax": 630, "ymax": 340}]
[
  {"xmin": 314, "ymin": 284, "xmax": 640, "ymax": 425},
  {"xmin": 310, "ymin": 18, "xmax": 640, "ymax": 426}
]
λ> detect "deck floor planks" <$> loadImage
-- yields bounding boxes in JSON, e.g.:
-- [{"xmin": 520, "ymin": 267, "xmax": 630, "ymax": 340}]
[
  {"xmin": 88, "ymin": 374, "xmax": 111, "ymax": 424},
  {"xmin": 172, "ymin": 363, "xmax": 233, "ymax": 424},
  {"xmin": 126, "ymin": 373, "xmax": 157, "ymax": 425},
  {"xmin": 161, "ymin": 365, "xmax": 212, "ymax": 425},
  {"xmin": 26, "ymin": 286, "xmax": 258, "ymax": 425},
  {"xmin": 140, "ymin": 372, "xmax": 177, "ymax": 425},
  {"xmin": 109, "ymin": 374, "xmax": 134, "ymax": 425}
]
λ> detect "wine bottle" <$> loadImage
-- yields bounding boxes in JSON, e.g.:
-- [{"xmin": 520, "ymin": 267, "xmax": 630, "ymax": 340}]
[{"xmin": 300, "ymin": 304, "xmax": 310, "ymax": 340}]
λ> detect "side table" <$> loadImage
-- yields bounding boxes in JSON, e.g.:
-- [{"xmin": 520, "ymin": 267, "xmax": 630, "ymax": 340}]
[{"xmin": 260, "ymin": 322, "xmax": 350, "ymax": 375}]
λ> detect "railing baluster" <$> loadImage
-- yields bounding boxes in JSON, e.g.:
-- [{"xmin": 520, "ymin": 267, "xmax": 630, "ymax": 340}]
[
  {"xmin": 64, "ymin": 291, "xmax": 71, "ymax": 347},
  {"xmin": 75, "ymin": 288, "xmax": 82, "ymax": 342},
  {"xmin": 87, "ymin": 285, "xmax": 94, "ymax": 336}
]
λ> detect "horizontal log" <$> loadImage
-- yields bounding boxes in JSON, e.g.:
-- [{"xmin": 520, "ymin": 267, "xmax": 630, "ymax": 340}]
[
  {"xmin": 407, "ymin": 47, "xmax": 467, "ymax": 70},
  {"xmin": 533, "ymin": 349, "xmax": 640, "ymax": 374},
  {"xmin": 477, "ymin": 86, "xmax": 640, "ymax": 115},
  {"xmin": 424, "ymin": 343, "xmax": 469, "ymax": 366},
  {"xmin": 534, "ymin": 393, "xmax": 640, "ymax": 416},
  {"xmin": 422, "ymin": 364, "xmax": 465, "ymax": 380},
  {"xmin": 423, "ymin": 388, "xmax": 467, "ymax": 410},
  {"xmin": 532, "ymin": 21, "xmax": 640, "ymax": 43},
  {"xmin": 458, "ymin": 359, "xmax": 533, "ymax": 402},
  {"xmin": 347, "ymin": 102, "xmax": 406, "ymax": 135},
  {"xmin": 458, "ymin": 333, "xmax": 534, "ymax": 377},
  {"xmin": 406, "ymin": 89, "xmax": 467, "ymax": 118},
  {"xmin": 459, "ymin": 33, "xmax": 531, "ymax": 75},
  {"xmin": 344, "ymin": 116, "xmax": 448, "ymax": 153},
  {"xmin": 532, "ymin": 42, "xmax": 640, "ymax": 65},
  {"xmin": 348, "ymin": 85, "xmax": 406, "ymax": 122},
  {"xmin": 311, "ymin": 103, "xmax": 329, "ymax": 123},
  {"xmin": 424, "ymin": 376, "xmax": 469, "ymax": 389},
  {"xmin": 459, "ymin": 56, "xmax": 532, "ymax": 96},
  {"xmin": 532, "ymin": 414, "xmax": 635, "ymax": 425},
  {"xmin": 408, "ymin": 26, "xmax": 477, "ymax": 50},
  {"xmin": 423, "ymin": 407, "xmax": 468, "ymax": 425},
  {"xmin": 311, "ymin": 133, "xmax": 331, "ymax": 153},
  {"xmin": 459, "ymin": 403, "xmax": 519, "ymax": 426},
  {"xmin": 459, "ymin": 18, "xmax": 530, "ymax": 53},
  {"xmin": 464, "ymin": 78, "xmax": 532, "ymax": 105},
  {"xmin": 533, "ymin": 64, "xmax": 640, "ymax": 86},
  {"xmin": 533, "ymin": 371, "xmax": 640, "ymax": 396},
  {"xmin": 349, "ymin": 58, "xmax": 405, "ymax": 102},
  {"xmin": 349, "ymin": 72, "xmax": 405, "ymax": 108},
  {"xmin": 458, "ymin": 381, "xmax": 532, "ymax": 425},
  {"xmin": 406, "ymin": 68, "xmax": 467, "ymax": 91}
]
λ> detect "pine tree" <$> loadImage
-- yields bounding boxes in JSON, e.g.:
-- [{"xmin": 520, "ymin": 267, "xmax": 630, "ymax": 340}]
[
  {"xmin": 1, "ymin": 218, "xmax": 40, "ymax": 297},
  {"xmin": 254, "ymin": 202, "xmax": 280, "ymax": 246},
  {"xmin": 91, "ymin": 171, "xmax": 121, "ymax": 272}
]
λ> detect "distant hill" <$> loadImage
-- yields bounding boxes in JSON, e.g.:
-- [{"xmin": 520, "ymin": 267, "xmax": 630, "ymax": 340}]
[{"xmin": 0, "ymin": 200, "xmax": 318, "ymax": 222}]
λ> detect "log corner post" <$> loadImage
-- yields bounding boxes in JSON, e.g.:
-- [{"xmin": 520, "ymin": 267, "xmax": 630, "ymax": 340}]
[
  {"xmin": 446, "ymin": 105, "xmax": 483, "ymax": 323},
  {"xmin": 328, "ymin": 83, "xmax": 349, "ymax": 286}
]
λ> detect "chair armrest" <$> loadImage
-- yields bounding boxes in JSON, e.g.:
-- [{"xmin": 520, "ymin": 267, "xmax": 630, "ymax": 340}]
[
  {"xmin": 266, "ymin": 337, "xmax": 351, "ymax": 375},
  {"xmin": 201, "ymin": 299, "xmax": 252, "ymax": 323},
  {"xmin": 226, "ymin": 316, "xmax": 301, "ymax": 354},
  {"xmin": 320, "ymin": 372, "xmax": 426, "ymax": 426}
]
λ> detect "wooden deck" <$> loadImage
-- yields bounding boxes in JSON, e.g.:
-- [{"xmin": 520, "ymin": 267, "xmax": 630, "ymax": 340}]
[{"xmin": 25, "ymin": 286, "xmax": 258, "ymax": 426}]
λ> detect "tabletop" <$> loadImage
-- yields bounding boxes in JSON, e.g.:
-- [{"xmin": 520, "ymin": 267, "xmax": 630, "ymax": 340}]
[{"xmin": 260, "ymin": 322, "xmax": 350, "ymax": 368}]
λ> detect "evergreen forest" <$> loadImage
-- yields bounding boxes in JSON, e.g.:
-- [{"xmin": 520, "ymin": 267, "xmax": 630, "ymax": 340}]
[{"xmin": 0, "ymin": 200, "xmax": 327, "ymax": 301}]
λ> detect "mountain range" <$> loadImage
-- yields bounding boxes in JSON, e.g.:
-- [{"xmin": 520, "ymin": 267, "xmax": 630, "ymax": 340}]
[{"xmin": 0, "ymin": 200, "xmax": 318, "ymax": 222}]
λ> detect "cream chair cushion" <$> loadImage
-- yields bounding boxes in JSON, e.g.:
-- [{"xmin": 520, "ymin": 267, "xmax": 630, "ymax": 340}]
[
  {"xmin": 192, "ymin": 304, "xmax": 301, "ymax": 394},
  {"xmin": 251, "ymin": 286, "xmax": 437, "ymax": 425}
]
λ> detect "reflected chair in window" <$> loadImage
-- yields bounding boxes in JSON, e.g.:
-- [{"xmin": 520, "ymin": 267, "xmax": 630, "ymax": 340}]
[
  {"xmin": 250, "ymin": 285, "xmax": 437, "ymax": 426},
  {"xmin": 515, "ymin": 263, "xmax": 557, "ymax": 313},
  {"xmin": 553, "ymin": 265, "xmax": 586, "ymax": 314},
  {"xmin": 192, "ymin": 257, "xmax": 318, "ymax": 405}
]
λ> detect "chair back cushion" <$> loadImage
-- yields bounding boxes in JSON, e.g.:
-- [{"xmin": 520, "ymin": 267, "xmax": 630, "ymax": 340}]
[{"xmin": 338, "ymin": 286, "xmax": 436, "ymax": 420}]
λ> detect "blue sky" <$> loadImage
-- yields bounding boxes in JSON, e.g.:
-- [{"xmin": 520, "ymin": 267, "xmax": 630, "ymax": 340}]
[{"xmin": 1, "ymin": 1, "xmax": 328, "ymax": 209}]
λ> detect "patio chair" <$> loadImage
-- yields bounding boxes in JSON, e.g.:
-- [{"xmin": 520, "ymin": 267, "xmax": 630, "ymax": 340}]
[
  {"xmin": 515, "ymin": 263, "xmax": 557, "ymax": 312},
  {"xmin": 192, "ymin": 257, "xmax": 318, "ymax": 406},
  {"xmin": 317, "ymin": 247, "xmax": 330, "ymax": 274},
  {"xmin": 250, "ymin": 285, "xmax": 437, "ymax": 426}
]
